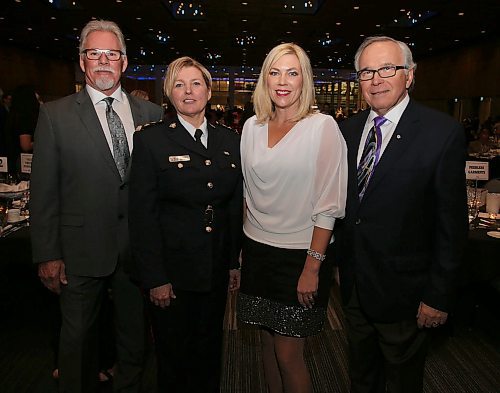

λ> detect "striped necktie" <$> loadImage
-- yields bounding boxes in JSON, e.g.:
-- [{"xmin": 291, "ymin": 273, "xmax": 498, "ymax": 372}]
[
  {"xmin": 103, "ymin": 97, "xmax": 130, "ymax": 180},
  {"xmin": 357, "ymin": 116, "xmax": 387, "ymax": 199}
]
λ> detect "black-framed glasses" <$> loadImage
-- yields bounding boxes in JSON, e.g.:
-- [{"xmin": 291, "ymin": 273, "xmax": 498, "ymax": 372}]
[
  {"xmin": 357, "ymin": 65, "xmax": 408, "ymax": 81},
  {"xmin": 81, "ymin": 48, "xmax": 124, "ymax": 61}
]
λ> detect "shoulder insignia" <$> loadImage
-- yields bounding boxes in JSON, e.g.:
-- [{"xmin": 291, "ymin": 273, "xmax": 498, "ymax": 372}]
[
  {"xmin": 214, "ymin": 122, "xmax": 239, "ymax": 134},
  {"xmin": 135, "ymin": 120, "xmax": 163, "ymax": 132},
  {"xmin": 169, "ymin": 122, "xmax": 177, "ymax": 128}
]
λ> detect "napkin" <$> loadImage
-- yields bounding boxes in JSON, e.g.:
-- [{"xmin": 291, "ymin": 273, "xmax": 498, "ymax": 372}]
[{"xmin": 0, "ymin": 181, "xmax": 29, "ymax": 193}]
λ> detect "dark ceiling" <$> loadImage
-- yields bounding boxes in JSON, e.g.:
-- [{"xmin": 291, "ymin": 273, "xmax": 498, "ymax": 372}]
[{"xmin": 1, "ymin": 0, "xmax": 499, "ymax": 71}]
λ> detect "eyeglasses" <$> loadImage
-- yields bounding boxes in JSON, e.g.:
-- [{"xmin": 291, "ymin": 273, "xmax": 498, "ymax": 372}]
[
  {"xmin": 357, "ymin": 65, "xmax": 408, "ymax": 81},
  {"xmin": 81, "ymin": 48, "xmax": 124, "ymax": 61}
]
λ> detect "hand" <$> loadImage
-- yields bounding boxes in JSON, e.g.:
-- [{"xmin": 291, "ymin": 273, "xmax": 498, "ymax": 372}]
[
  {"xmin": 38, "ymin": 259, "xmax": 67, "ymax": 294},
  {"xmin": 416, "ymin": 302, "xmax": 448, "ymax": 329},
  {"xmin": 297, "ymin": 269, "xmax": 319, "ymax": 309},
  {"xmin": 150, "ymin": 283, "xmax": 176, "ymax": 308},
  {"xmin": 228, "ymin": 269, "xmax": 241, "ymax": 292}
]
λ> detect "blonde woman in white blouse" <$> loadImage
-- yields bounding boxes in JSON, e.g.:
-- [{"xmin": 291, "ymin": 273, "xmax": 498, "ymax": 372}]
[{"xmin": 237, "ymin": 43, "xmax": 347, "ymax": 393}]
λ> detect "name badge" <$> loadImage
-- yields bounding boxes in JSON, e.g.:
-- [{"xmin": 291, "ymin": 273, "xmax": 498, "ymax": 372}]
[{"xmin": 169, "ymin": 155, "xmax": 191, "ymax": 163}]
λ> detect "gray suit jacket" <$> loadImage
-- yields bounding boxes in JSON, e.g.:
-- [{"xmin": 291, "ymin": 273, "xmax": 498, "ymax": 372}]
[{"xmin": 30, "ymin": 88, "xmax": 163, "ymax": 277}]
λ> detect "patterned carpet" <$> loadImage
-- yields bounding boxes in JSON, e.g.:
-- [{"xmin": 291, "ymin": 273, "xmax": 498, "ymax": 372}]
[
  {"xmin": 1, "ymin": 236, "xmax": 499, "ymax": 393},
  {"xmin": 221, "ymin": 287, "xmax": 500, "ymax": 393}
]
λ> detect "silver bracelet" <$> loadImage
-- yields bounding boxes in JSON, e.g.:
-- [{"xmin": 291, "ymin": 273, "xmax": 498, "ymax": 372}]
[{"xmin": 307, "ymin": 248, "xmax": 326, "ymax": 262}]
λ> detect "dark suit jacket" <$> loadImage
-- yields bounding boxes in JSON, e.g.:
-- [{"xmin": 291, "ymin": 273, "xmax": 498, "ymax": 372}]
[
  {"xmin": 336, "ymin": 99, "xmax": 467, "ymax": 323},
  {"xmin": 128, "ymin": 119, "xmax": 243, "ymax": 292},
  {"xmin": 30, "ymin": 88, "xmax": 163, "ymax": 277}
]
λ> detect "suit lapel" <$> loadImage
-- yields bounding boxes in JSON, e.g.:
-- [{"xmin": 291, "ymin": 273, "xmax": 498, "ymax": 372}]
[
  {"xmin": 75, "ymin": 89, "xmax": 121, "ymax": 180},
  {"xmin": 206, "ymin": 123, "xmax": 224, "ymax": 156},
  {"xmin": 128, "ymin": 93, "xmax": 144, "ymax": 128},
  {"xmin": 362, "ymin": 100, "xmax": 420, "ymax": 199},
  {"xmin": 165, "ymin": 119, "xmax": 211, "ymax": 158},
  {"xmin": 345, "ymin": 111, "xmax": 369, "ymax": 210}
]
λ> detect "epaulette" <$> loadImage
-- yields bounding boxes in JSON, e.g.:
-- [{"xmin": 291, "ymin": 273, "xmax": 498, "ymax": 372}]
[
  {"xmin": 212, "ymin": 122, "xmax": 239, "ymax": 134},
  {"xmin": 135, "ymin": 120, "xmax": 163, "ymax": 132}
]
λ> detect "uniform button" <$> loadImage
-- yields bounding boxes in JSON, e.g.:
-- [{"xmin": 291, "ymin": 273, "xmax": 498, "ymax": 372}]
[
  {"xmin": 205, "ymin": 159, "xmax": 212, "ymax": 166},
  {"xmin": 231, "ymin": 163, "xmax": 236, "ymax": 168},
  {"xmin": 177, "ymin": 163, "xmax": 184, "ymax": 168},
  {"xmin": 355, "ymin": 218, "xmax": 361, "ymax": 225},
  {"xmin": 207, "ymin": 182, "xmax": 214, "ymax": 189},
  {"xmin": 205, "ymin": 226, "xmax": 212, "ymax": 233}
]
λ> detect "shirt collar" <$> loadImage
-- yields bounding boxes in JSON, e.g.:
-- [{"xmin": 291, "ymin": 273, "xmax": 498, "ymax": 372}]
[
  {"xmin": 368, "ymin": 94, "xmax": 410, "ymax": 126},
  {"xmin": 177, "ymin": 114, "xmax": 208, "ymax": 138},
  {"xmin": 86, "ymin": 85, "xmax": 125, "ymax": 106}
]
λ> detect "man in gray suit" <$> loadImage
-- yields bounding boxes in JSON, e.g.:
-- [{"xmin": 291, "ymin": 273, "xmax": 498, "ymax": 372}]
[{"xmin": 30, "ymin": 20, "xmax": 163, "ymax": 393}]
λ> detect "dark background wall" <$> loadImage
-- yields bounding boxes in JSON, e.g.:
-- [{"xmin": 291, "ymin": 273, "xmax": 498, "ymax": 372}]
[{"xmin": 2, "ymin": 38, "xmax": 499, "ymax": 120}]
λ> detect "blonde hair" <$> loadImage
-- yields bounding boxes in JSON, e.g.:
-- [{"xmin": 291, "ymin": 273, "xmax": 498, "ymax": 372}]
[
  {"xmin": 163, "ymin": 56, "xmax": 212, "ymax": 101},
  {"xmin": 253, "ymin": 43, "xmax": 315, "ymax": 124}
]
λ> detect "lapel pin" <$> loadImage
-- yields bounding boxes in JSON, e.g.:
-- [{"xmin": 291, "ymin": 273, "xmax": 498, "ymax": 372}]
[
  {"xmin": 396, "ymin": 134, "xmax": 401, "ymax": 139},
  {"xmin": 223, "ymin": 151, "xmax": 230, "ymax": 155},
  {"xmin": 169, "ymin": 122, "xmax": 177, "ymax": 128}
]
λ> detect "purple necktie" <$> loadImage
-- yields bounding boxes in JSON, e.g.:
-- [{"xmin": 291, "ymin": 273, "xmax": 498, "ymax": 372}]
[{"xmin": 357, "ymin": 116, "xmax": 387, "ymax": 199}]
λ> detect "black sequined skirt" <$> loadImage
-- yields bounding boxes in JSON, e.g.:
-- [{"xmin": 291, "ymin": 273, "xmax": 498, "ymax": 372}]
[{"xmin": 237, "ymin": 236, "xmax": 333, "ymax": 337}]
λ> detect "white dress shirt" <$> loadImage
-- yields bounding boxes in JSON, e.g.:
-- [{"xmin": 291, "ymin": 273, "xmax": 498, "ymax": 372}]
[
  {"xmin": 241, "ymin": 113, "xmax": 348, "ymax": 249},
  {"xmin": 177, "ymin": 115, "xmax": 208, "ymax": 148},
  {"xmin": 356, "ymin": 94, "xmax": 410, "ymax": 166},
  {"xmin": 86, "ymin": 85, "xmax": 136, "ymax": 155}
]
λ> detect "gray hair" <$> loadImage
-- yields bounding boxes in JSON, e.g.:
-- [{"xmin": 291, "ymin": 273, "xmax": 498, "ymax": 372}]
[
  {"xmin": 354, "ymin": 36, "xmax": 416, "ymax": 72},
  {"xmin": 79, "ymin": 20, "xmax": 126, "ymax": 55}
]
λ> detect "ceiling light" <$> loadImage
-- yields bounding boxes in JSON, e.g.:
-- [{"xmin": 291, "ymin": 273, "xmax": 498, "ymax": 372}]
[
  {"xmin": 458, "ymin": 12, "xmax": 464, "ymax": 16},
  {"xmin": 353, "ymin": 6, "xmax": 359, "ymax": 10}
]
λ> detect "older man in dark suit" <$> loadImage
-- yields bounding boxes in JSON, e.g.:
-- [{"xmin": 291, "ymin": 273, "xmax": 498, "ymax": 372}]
[
  {"xmin": 30, "ymin": 20, "xmax": 163, "ymax": 393},
  {"xmin": 336, "ymin": 36, "xmax": 467, "ymax": 393}
]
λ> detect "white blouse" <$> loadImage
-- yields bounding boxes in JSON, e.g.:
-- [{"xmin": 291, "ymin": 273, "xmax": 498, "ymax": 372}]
[{"xmin": 241, "ymin": 112, "xmax": 347, "ymax": 249}]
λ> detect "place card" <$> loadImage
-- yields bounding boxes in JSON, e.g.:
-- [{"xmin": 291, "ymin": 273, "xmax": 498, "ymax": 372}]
[
  {"xmin": 465, "ymin": 161, "xmax": 489, "ymax": 181},
  {"xmin": 20, "ymin": 153, "xmax": 33, "ymax": 174},
  {"xmin": 0, "ymin": 156, "xmax": 7, "ymax": 173}
]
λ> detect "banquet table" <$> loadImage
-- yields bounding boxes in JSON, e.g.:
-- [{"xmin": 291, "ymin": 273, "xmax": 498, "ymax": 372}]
[
  {"xmin": 456, "ymin": 227, "xmax": 500, "ymax": 327},
  {"xmin": 464, "ymin": 228, "xmax": 500, "ymax": 283}
]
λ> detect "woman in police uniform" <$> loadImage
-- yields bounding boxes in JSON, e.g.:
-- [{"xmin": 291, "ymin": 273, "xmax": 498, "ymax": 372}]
[{"xmin": 128, "ymin": 56, "xmax": 242, "ymax": 393}]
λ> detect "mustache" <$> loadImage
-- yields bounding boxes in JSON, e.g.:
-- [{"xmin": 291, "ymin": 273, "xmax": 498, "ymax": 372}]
[{"xmin": 92, "ymin": 66, "xmax": 115, "ymax": 73}]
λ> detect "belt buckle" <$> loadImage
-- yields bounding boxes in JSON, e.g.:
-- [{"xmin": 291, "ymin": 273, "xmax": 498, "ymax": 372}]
[{"xmin": 204, "ymin": 205, "xmax": 214, "ymax": 232}]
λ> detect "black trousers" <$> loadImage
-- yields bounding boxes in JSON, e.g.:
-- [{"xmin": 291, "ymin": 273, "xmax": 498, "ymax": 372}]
[
  {"xmin": 58, "ymin": 264, "xmax": 145, "ymax": 393},
  {"xmin": 344, "ymin": 287, "xmax": 429, "ymax": 393},
  {"xmin": 148, "ymin": 273, "xmax": 229, "ymax": 393}
]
